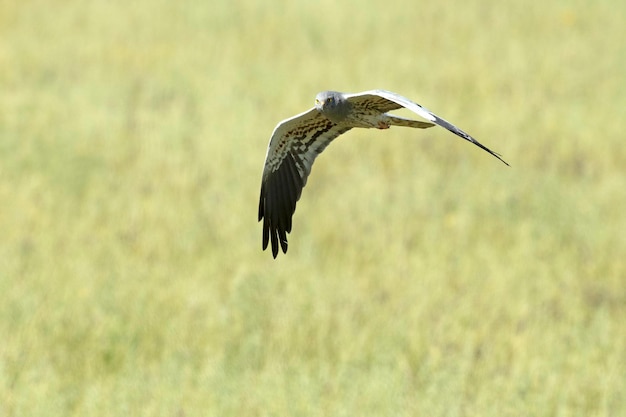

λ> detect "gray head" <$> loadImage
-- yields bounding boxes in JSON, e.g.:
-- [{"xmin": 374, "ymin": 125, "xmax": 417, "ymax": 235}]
[{"xmin": 315, "ymin": 91, "xmax": 351, "ymax": 123}]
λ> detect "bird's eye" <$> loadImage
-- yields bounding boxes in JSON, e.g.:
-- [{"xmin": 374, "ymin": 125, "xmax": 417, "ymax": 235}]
[{"xmin": 326, "ymin": 97, "xmax": 332, "ymax": 104}]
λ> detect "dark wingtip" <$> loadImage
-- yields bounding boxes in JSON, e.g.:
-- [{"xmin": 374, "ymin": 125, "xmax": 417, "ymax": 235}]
[
  {"xmin": 467, "ymin": 137, "xmax": 509, "ymax": 167},
  {"xmin": 465, "ymin": 136, "xmax": 509, "ymax": 167},
  {"xmin": 492, "ymin": 152, "xmax": 510, "ymax": 167},
  {"xmin": 258, "ymin": 184, "xmax": 265, "ymax": 221},
  {"xmin": 429, "ymin": 112, "xmax": 510, "ymax": 167},
  {"xmin": 262, "ymin": 217, "xmax": 269, "ymax": 251}
]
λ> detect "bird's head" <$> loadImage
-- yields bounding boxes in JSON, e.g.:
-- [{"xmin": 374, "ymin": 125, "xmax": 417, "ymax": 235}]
[{"xmin": 315, "ymin": 91, "xmax": 350, "ymax": 123}]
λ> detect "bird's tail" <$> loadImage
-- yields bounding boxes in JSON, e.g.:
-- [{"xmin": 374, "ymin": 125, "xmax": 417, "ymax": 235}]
[{"xmin": 384, "ymin": 114, "xmax": 435, "ymax": 129}]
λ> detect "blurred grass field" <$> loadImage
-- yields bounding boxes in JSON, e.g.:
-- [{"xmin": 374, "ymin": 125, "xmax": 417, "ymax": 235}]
[{"xmin": 1, "ymin": 0, "xmax": 625, "ymax": 415}]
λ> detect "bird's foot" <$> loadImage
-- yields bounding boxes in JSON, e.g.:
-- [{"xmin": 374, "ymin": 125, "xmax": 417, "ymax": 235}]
[{"xmin": 377, "ymin": 121, "xmax": 390, "ymax": 129}]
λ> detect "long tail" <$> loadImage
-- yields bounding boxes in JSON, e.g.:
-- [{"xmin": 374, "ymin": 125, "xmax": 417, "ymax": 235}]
[{"xmin": 384, "ymin": 114, "xmax": 435, "ymax": 129}]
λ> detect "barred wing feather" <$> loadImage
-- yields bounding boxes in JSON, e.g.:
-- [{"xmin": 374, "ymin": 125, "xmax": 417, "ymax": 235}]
[{"xmin": 259, "ymin": 109, "xmax": 352, "ymax": 258}]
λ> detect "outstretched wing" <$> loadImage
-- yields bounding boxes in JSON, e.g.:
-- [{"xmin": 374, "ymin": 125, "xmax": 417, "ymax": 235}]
[
  {"xmin": 344, "ymin": 90, "xmax": 509, "ymax": 166},
  {"xmin": 259, "ymin": 108, "xmax": 352, "ymax": 258}
]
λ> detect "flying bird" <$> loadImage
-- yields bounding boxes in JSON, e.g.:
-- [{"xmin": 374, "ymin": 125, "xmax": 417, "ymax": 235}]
[{"xmin": 258, "ymin": 89, "xmax": 508, "ymax": 258}]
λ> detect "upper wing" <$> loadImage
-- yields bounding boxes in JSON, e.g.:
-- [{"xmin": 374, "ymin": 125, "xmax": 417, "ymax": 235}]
[
  {"xmin": 259, "ymin": 108, "xmax": 352, "ymax": 258},
  {"xmin": 344, "ymin": 90, "xmax": 509, "ymax": 166}
]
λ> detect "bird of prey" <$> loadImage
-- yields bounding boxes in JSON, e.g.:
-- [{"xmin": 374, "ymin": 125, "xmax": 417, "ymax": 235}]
[{"xmin": 258, "ymin": 89, "xmax": 508, "ymax": 258}]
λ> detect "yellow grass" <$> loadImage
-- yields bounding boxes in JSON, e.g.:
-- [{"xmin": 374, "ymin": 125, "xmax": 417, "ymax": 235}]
[{"xmin": 1, "ymin": 0, "xmax": 624, "ymax": 415}]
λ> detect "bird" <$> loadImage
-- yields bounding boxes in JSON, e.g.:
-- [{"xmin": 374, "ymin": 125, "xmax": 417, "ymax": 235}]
[{"xmin": 258, "ymin": 89, "xmax": 508, "ymax": 258}]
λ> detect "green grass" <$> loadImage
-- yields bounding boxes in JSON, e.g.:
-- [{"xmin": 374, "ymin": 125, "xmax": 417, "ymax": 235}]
[{"xmin": 1, "ymin": 0, "xmax": 625, "ymax": 415}]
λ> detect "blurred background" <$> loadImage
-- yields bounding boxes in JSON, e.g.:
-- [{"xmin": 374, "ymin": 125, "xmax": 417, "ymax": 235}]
[{"xmin": 1, "ymin": 0, "xmax": 624, "ymax": 415}]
